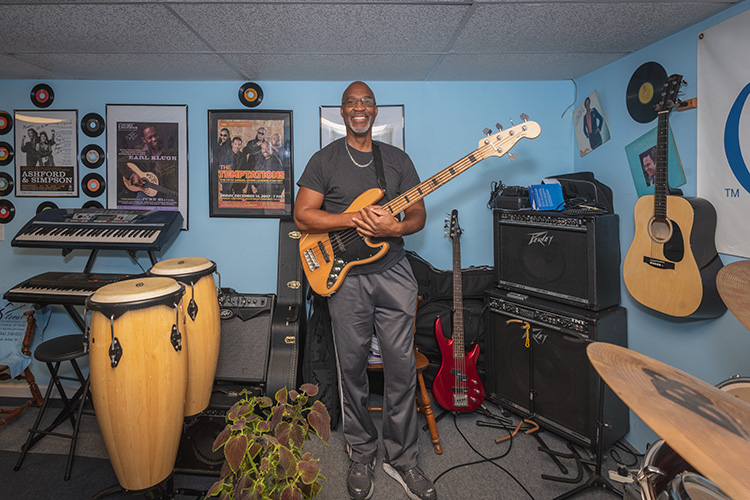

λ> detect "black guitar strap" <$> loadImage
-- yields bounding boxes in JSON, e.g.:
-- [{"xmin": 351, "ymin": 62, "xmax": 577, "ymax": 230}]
[{"xmin": 372, "ymin": 142, "xmax": 387, "ymax": 196}]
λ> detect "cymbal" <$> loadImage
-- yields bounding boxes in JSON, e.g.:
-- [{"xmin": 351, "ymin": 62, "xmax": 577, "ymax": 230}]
[
  {"xmin": 717, "ymin": 260, "xmax": 750, "ymax": 331},
  {"xmin": 587, "ymin": 342, "xmax": 750, "ymax": 500}
]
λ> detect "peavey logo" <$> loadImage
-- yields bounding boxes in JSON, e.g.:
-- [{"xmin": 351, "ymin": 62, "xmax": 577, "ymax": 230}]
[
  {"xmin": 518, "ymin": 328, "xmax": 547, "ymax": 345},
  {"xmin": 527, "ymin": 231, "xmax": 553, "ymax": 246}
]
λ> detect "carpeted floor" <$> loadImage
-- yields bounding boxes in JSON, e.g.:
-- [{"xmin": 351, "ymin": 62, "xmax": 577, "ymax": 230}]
[{"xmin": 0, "ymin": 394, "xmax": 642, "ymax": 500}]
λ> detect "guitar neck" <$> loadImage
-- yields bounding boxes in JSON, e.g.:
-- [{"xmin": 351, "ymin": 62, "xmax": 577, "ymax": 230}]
[
  {"xmin": 452, "ymin": 230, "xmax": 464, "ymax": 359},
  {"xmin": 654, "ymin": 109, "xmax": 671, "ymax": 218}
]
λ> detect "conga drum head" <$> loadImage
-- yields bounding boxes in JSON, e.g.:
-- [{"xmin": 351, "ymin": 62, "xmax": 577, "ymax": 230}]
[
  {"xmin": 148, "ymin": 256, "xmax": 216, "ymax": 283},
  {"xmin": 88, "ymin": 277, "xmax": 184, "ymax": 316},
  {"xmin": 716, "ymin": 376, "xmax": 750, "ymax": 404}
]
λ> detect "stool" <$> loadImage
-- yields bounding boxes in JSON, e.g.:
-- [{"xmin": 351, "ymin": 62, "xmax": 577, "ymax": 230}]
[{"xmin": 14, "ymin": 334, "xmax": 92, "ymax": 480}]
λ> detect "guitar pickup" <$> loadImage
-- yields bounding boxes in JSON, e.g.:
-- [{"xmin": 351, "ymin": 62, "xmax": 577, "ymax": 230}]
[
  {"xmin": 643, "ymin": 256, "xmax": 675, "ymax": 270},
  {"xmin": 450, "ymin": 369, "xmax": 468, "ymax": 382},
  {"xmin": 451, "ymin": 387, "xmax": 469, "ymax": 393},
  {"xmin": 317, "ymin": 241, "xmax": 331, "ymax": 263},
  {"xmin": 303, "ymin": 248, "xmax": 320, "ymax": 271}
]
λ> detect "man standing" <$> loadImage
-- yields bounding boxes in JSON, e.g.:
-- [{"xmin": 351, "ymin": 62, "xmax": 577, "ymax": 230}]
[
  {"xmin": 294, "ymin": 82, "xmax": 436, "ymax": 500},
  {"xmin": 243, "ymin": 127, "xmax": 266, "ymax": 164},
  {"xmin": 582, "ymin": 97, "xmax": 604, "ymax": 150}
]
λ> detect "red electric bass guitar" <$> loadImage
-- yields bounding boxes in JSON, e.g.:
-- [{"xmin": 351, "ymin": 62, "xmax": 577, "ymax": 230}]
[{"xmin": 431, "ymin": 210, "xmax": 485, "ymax": 412}]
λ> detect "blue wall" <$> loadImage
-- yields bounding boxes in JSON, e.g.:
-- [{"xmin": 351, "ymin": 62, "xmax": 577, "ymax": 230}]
[
  {"xmin": 573, "ymin": 0, "xmax": 750, "ymax": 449},
  {"xmin": 2, "ymin": 0, "xmax": 750, "ymax": 453}
]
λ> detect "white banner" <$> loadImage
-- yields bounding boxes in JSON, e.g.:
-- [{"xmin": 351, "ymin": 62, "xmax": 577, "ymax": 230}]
[{"xmin": 697, "ymin": 9, "xmax": 750, "ymax": 258}]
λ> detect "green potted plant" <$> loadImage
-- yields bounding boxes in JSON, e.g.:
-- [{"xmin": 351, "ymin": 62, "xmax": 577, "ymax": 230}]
[{"xmin": 207, "ymin": 384, "xmax": 331, "ymax": 500}]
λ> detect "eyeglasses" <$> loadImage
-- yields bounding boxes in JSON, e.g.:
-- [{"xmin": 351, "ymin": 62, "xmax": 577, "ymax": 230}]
[
  {"xmin": 219, "ymin": 134, "xmax": 229, "ymax": 138},
  {"xmin": 257, "ymin": 132, "xmax": 265, "ymax": 135},
  {"xmin": 342, "ymin": 97, "xmax": 376, "ymax": 108}
]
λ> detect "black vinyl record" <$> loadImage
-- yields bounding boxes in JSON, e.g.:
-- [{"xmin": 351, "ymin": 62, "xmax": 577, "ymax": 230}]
[
  {"xmin": 82, "ymin": 172, "xmax": 105, "ymax": 197},
  {"xmin": 626, "ymin": 62, "xmax": 667, "ymax": 123},
  {"xmin": 238, "ymin": 82, "xmax": 263, "ymax": 108},
  {"xmin": 0, "ymin": 199, "xmax": 15, "ymax": 223},
  {"xmin": 81, "ymin": 144, "xmax": 105, "ymax": 168},
  {"xmin": 0, "ymin": 110, "xmax": 12, "ymax": 135},
  {"xmin": 81, "ymin": 113, "xmax": 105, "ymax": 137},
  {"xmin": 0, "ymin": 142, "xmax": 14, "ymax": 166},
  {"xmin": 0, "ymin": 172, "xmax": 13, "ymax": 196},
  {"xmin": 30, "ymin": 83, "xmax": 54, "ymax": 108},
  {"xmin": 82, "ymin": 200, "xmax": 103, "ymax": 209},
  {"xmin": 36, "ymin": 201, "xmax": 58, "ymax": 214}
]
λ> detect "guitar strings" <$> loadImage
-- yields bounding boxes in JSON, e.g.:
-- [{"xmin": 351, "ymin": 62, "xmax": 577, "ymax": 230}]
[{"xmin": 304, "ymin": 138, "xmax": 509, "ymax": 268}]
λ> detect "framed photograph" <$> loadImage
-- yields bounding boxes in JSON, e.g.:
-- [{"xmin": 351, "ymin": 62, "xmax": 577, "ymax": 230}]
[
  {"xmin": 208, "ymin": 109, "xmax": 293, "ymax": 218},
  {"xmin": 320, "ymin": 105, "xmax": 404, "ymax": 149},
  {"xmin": 106, "ymin": 104, "xmax": 188, "ymax": 229},
  {"xmin": 625, "ymin": 125, "xmax": 686, "ymax": 197},
  {"xmin": 14, "ymin": 109, "xmax": 78, "ymax": 197},
  {"xmin": 573, "ymin": 90, "xmax": 611, "ymax": 157}
]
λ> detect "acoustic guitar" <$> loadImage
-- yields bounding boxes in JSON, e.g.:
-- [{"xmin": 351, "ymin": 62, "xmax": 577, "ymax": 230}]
[
  {"xmin": 623, "ymin": 74, "xmax": 726, "ymax": 318},
  {"xmin": 122, "ymin": 162, "xmax": 178, "ymax": 198},
  {"xmin": 431, "ymin": 210, "xmax": 484, "ymax": 412},
  {"xmin": 299, "ymin": 118, "xmax": 542, "ymax": 296}
]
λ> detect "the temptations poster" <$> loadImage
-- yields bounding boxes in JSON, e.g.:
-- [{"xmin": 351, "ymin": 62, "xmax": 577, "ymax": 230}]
[
  {"xmin": 106, "ymin": 105, "xmax": 188, "ymax": 229},
  {"xmin": 14, "ymin": 110, "xmax": 78, "ymax": 196},
  {"xmin": 208, "ymin": 110, "xmax": 293, "ymax": 218}
]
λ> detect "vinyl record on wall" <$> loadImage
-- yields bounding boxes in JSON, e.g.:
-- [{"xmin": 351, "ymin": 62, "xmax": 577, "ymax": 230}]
[
  {"xmin": 0, "ymin": 110, "xmax": 12, "ymax": 135},
  {"xmin": 0, "ymin": 172, "xmax": 13, "ymax": 196},
  {"xmin": 81, "ymin": 144, "xmax": 105, "ymax": 168},
  {"xmin": 81, "ymin": 113, "xmax": 105, "ymax": 137},
  {"xmin": 0, "ymin": 199, "xmax": 16, "ymax": 223},
  {"xmin": 82, "ymin": 172, "xmax": 105, "ymax": 197},
  {"xmin": 30, "ymin": 83, "xmax": 55, "ymax": 108},
  {"xmin": 238, "ymin": 82, "xmax": 264, "ymax": 108},
  {"xmin": 626, "ymin": 62, "xmax": 667, "ymax": 123},
  {"xmin": 82, "ymin": 200, "xmax": 104, "ymax": 209},
  {"xmin": 36, "ymin": 201, "xmax": 58, "ymax": 214},
  {"xmin": 0, "ymin": 142, "xmax": 14, "ymax": 166}
]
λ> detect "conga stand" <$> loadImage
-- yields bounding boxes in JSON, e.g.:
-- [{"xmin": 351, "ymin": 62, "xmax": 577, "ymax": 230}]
[
  {"xmin": 93, "ymin": 471, "xmax": 207, "ymax": 499},
  {"xmin": 543, "ymin": 370, "xmax": 620, "ymax": 500}
]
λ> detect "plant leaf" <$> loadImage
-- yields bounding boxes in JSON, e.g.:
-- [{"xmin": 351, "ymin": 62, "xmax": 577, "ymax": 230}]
[
  {"xmin": 275, "ymin": 387, "xmax": 288, "ymax": 404},
  {"xmin": 259, "ymin": 396, "xmax": 274, "ymax": 408},
  {"xmin": 271, "ymin": 404, "xmax": 285, "ymax": 429},
  {"xmin": 275, "ymin": 421, "xmax": 292, "ymax": 448},
  {"xmin": 280, "ymin": 485, "xmax": 303, "ymax": 500},
  {"xmin": 299, "ymin": 383, "xmax": 319, "ymax": 397},
  {"xmin": 206, "ymin": 479, "xmax": 225, "ymax": 497},
  {"xmin": 298, "ymin": 457, "xmax": 320, "ymax": 485},
  {"xmin": 212, "ymin": 426, "xmax": 232, "ymax": 452},
  {"xmin": 277, "ymin": 445, "xmax": 297, "ymax": 478},
  {"xmin": 289, "ymin": 390, "xmax": 299, "ymax": 401},
  {"xmin": 307, "ymin": 401, "xmax": 331, "ymax": 443},
  {"xmin": 225, "ymin": 434, "xmax": 248, "ymax": 473}
]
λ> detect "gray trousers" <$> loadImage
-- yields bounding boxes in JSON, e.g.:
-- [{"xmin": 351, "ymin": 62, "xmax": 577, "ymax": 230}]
[{"xmin": 328, "ymin": 256, "xmax": 419, "ymax": 470}]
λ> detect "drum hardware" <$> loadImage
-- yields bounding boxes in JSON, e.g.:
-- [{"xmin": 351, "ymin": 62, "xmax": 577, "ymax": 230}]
[
  {"xmin": 171, "ymin": 303, "xmax": 183, "ymax": 352},
  {"xmin": 108, "ymin": 316, "xmax": 122, "ymax": 368},
  {"xmin": 187, "ymin": 282, "xmax": 199, "ymax": 320}
]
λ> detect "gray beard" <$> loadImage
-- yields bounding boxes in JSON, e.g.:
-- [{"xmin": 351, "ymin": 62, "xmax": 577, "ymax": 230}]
[{"xmin": 348, "ymin": 116, "xmax": 372, "ymax": 134}]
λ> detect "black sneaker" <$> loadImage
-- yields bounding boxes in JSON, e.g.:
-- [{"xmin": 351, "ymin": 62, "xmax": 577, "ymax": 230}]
[
  {"xmin": 347, "ymin": 459, "xmax": 374, "ymax": 500},
  {"xmin": 383, "ymin": 463, "xmax": 437, "ymax": 500}
]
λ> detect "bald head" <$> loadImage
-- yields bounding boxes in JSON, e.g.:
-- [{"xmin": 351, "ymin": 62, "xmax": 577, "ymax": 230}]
[{"xmin": 340, "ymin": 81, "xmax": 378, "ymax": 137}]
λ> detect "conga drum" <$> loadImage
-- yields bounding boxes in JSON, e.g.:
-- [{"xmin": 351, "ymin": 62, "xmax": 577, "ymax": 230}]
[
  {"xmin": 148, "ymin": 257, "xmax": 220, "ymax": 416},
  {"xmin": 86, "ymin": 277, "xmax": 187, "ymax": 491}
]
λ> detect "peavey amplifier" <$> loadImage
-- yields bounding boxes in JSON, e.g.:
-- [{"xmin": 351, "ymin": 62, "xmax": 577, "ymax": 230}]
[
  {"xmin": 493, "ymin": 209, "xmax": 620, "ymax": 311},
  {"xmin": 484, "ymin": 287, "xmax": 628, "ymax": 450}
]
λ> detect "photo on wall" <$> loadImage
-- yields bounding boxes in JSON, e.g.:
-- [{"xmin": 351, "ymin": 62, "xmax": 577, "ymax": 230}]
[
  {"xmin": 625, "ymin": 125, "xmax": 686, "ymax": 197},
  {"xmin": 573, "ymin": 90, "xmax": 611, "ymax": 157}
]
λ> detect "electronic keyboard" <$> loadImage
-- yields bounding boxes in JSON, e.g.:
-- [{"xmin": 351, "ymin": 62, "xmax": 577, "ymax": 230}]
[
  {"xmin": 4, "ymin": 272, "xmax": 140, "ymax": 306},
  {"xmin": 11, "ymin": 208, "xmax": 183, "ymax": 251}
]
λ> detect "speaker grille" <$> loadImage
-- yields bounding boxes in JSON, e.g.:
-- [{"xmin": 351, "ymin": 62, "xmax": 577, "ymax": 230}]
[{"xmin": 215, "ymin": 293, "xmax": 275, "ymax": 383}]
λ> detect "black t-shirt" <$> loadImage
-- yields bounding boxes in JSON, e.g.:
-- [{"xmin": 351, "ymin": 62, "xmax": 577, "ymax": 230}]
[{"xmin": 297, "ymin": 138, "xmax": 421, "ymax": 275}]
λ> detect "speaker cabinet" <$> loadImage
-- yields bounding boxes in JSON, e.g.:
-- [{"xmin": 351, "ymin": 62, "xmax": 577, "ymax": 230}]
[
  {"xmin": 485, "ymin": 288, "xmax": 628, "ymax": 449},
  {"xmin": 493, "ymin": 209, "xmax": 620, "ymax": 311},
  {"xmin": 216, "ymin": 292, "xmax": 275, "ymax": 384}
]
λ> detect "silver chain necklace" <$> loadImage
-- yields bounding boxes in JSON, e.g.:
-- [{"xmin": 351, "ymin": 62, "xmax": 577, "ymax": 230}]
[{"xmin": 345, "ymin": 141, "xmax": 373, "ymax": 168}]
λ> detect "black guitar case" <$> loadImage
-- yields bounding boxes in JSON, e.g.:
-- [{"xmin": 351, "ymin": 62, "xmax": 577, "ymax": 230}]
[{"xmin": 405, "ymin": 251, "xmax": 495, "ymax": 385}]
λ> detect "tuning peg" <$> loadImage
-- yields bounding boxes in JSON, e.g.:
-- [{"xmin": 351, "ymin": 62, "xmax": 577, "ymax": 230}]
[
  {"xmin": 496, "ymin": 123, "xmax": 503, "ymax": 131},
  {"xmin": 483, "ymin": 128, "xmax": 492, "ymax": 136},
  {"xmin": 509, "ymin": 118, "xmax": 515, "ymax": 127},
  {"xmin": 520, "ymin": 113, "xmax": 529, "ymax": 122},
  {"xmin": 507, "ymin": 153, "xmax": 518, "ymax": 162}
]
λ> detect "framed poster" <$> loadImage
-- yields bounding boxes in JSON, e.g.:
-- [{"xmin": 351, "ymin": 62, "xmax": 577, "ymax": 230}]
[
  {"xmin": 106, "ymin": 105, "xmax": 188, "ymax": 229},
  {"xmin": 320, "ymin": 104, "xmax": 404, "ymax": 149},
  {"xmin": 14, "ymin": 109, "xmax": 78, "ymax": 196},
  {"xmin": 625, "ymin": 126, "xmax": 686, "ymax": 197},
  {"xmin": 573, "ymin": 90, "xmax": 611, "ymax": 157},
  {"xmin": 208, "ymin": 109, "xmax": 293, "ymax": 218}
]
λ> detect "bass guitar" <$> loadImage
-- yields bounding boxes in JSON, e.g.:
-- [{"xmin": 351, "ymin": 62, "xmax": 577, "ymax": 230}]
[
  {"xmin": 431, "ymin": 210, "xmax": 484, "ymax": 412},
  {"xmin": 623, "ymin": 74, "xmax": 726, "ymax": 318},
  {"xmin": 299, "ymin": 118, "xmax": 541, "ymax": 296}
]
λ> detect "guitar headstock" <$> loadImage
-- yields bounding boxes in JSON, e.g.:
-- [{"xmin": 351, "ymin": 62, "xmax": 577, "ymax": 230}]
[
  {"xmin": 656, "ymin": 74, "xmax": 684, "ymax": 112},
  {"xmin": 478, "ymin": 117, "xmax": 541, "ymax": 160},
  {"xmin": 445, "ymin": 209, "xmax": 462, "ymax": 242}
]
